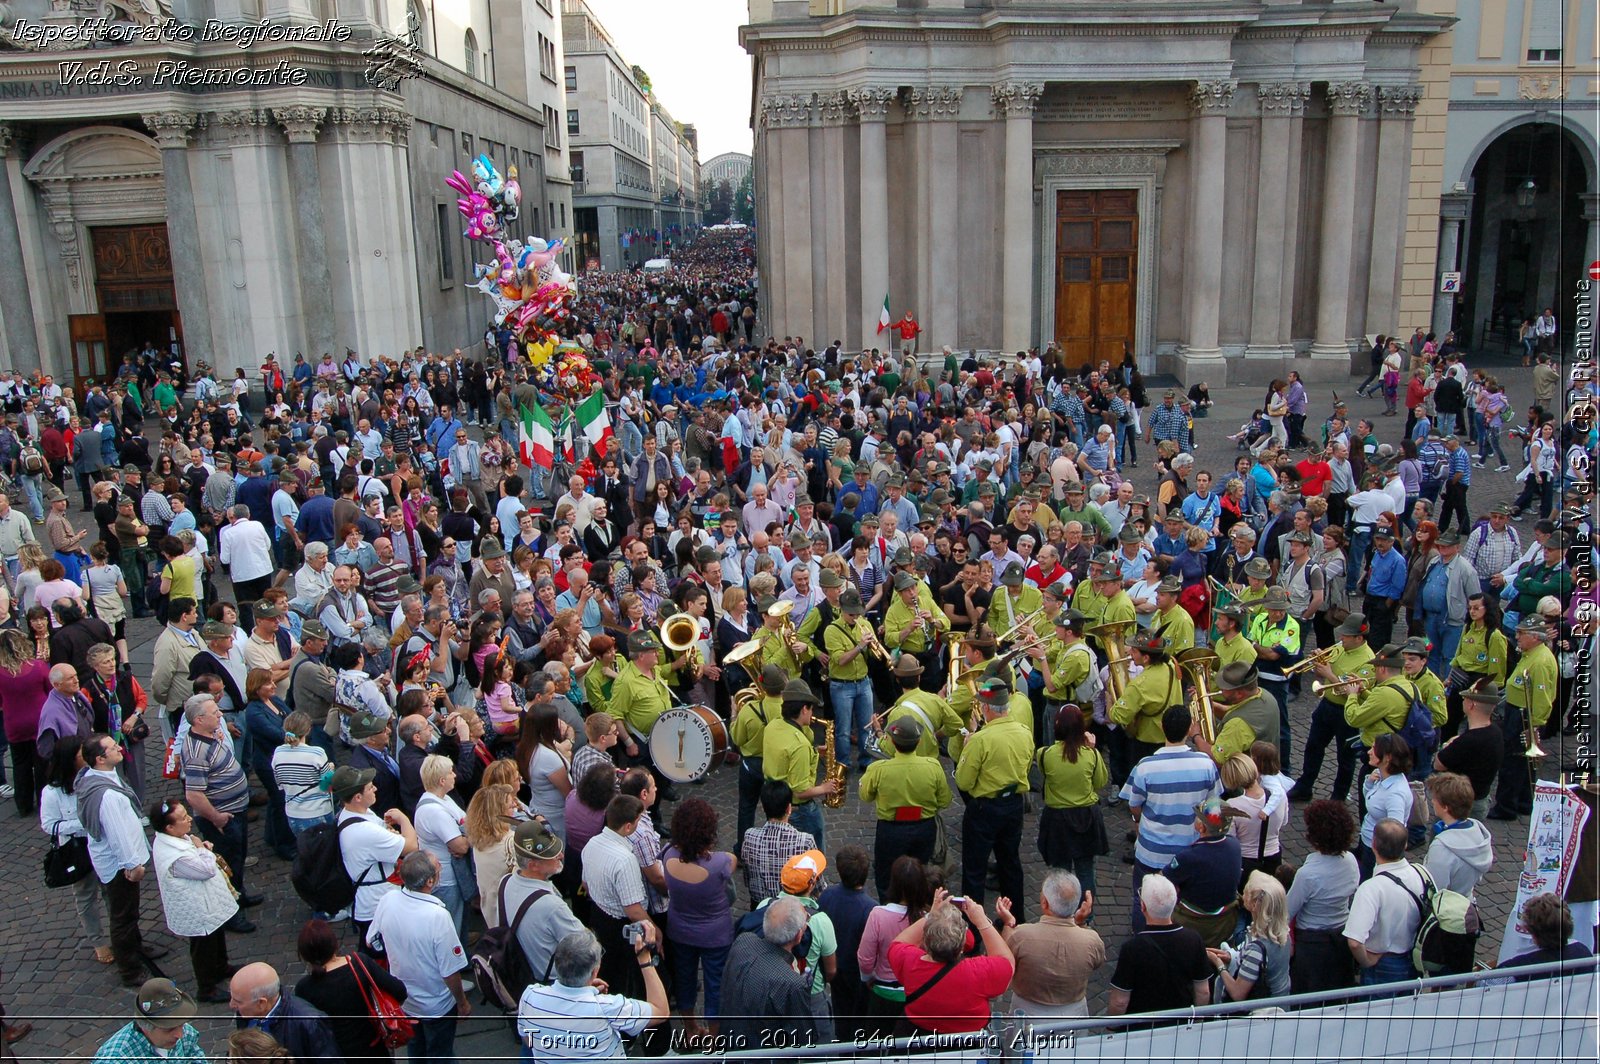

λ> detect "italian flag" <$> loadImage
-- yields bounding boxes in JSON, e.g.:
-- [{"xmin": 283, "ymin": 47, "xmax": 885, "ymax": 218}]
[
  {"xmin": 575, "ymin": 387, "xmax": 613, "ymax": 453},
  {"xmin": 520, "ymin": 401, "xmax": 556, "ymax": 470},
  {"xmin": 876, "ymin": 293, "xmax": 891, "ymax": 335}
]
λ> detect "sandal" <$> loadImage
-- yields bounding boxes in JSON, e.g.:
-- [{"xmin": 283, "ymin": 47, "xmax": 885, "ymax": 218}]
[{"xmin": 93, "ymin": 946, "xmax": 114, "ymax": 965}]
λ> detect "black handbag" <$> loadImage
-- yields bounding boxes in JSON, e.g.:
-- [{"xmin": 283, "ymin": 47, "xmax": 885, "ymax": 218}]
[{"xmin": 43, "ymin": 823, "xmax": 91, "ymax": 887}]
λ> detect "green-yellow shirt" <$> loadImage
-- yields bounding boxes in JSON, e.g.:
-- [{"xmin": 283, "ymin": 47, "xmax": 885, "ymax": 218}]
[
  {"xmin": 1319, "ymin": 642, "xmax": 1376, "ymax": 706},
  {"xmin": 581, "ymin": 663, "xmax": 615, "ymax": 717},
  {"xmin": 1404, "ymin": 667, "xmax": 1448, "ymax": 727},
  {"xmin": 1506, "ymin": 643, "xmax": 1558, "ymax": 727},
  {"xmin": 988, "ymin": 585, "xmax": 1043, "ymax": 639},
  {"xmin": 1042, "ymin": 639, "xmax": 1093, "ymax": 702},
  {"xmin": 1343, "ymin": 676, "xmax": 1411, "ymax": 746},
  {"xmin": 610, "ymin": 659, "xmax": 674, "ymax": 736},
  {"xmin": 949, "ymin": 690, "xmax": 1031, "ymax": 763},
  {"xmin": 162, "ymin": 554, "xmax": 199, "ymax": 603},
  {"xmin": 949, "ymin": 655, "xmax": 1021, "ymax": 725},
  {"xmin": 1035, "ymin": 742, "xmax": 1108, "ymax": 809},
  {"xmin": 731, "ymin": 694, "xmax": 782, "ymax": 757},
  {"xmin": 753, "ymin": 624, "xmax": 815, "ymax": 676},
  {"xmin": 1212, "ymin": 632, "xmax": 1258, "ymax": 671},
  {"xmin": 1109, "ymin": 660, "xmax": 1180, "ymax": 745},
  {"xmin": 1450, "ymin": 623, "xmax": 1508, "ymax": 685},
  {"xmin": 954, "ymin": 714, "xmax": 1033, "ymax": 798},
  {"xmin": 884, "ymin": 585, "xmax": 948, "ymax": 653},
  {"xmin": 884, "ymin": 690, "xmax": 963, "ymax": 760},
  {"xmin": 823, "ymin": 616, "xmax": 873, "ymax": 682},
  {"xmin": 1072, "ymin": 581, "xmax": 1107, "ymax": 629},
  {"xmin": 762, "ymin": 717, "xmax": 820, "ymax": 800},
  {"xmin": 1153, "ymin": 604, "xmax": 1196, "ymax": 654},
  {"xmin": 1098, "ymin": 591, "xmax": 1136, "ymax": 632},
  {"xmin": 859, "ymin": 751, "xmax": 952, "ymax": 821}
]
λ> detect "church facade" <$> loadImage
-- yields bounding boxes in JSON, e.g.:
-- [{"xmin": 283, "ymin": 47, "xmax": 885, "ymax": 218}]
[{"xmin": 742, "ymin": 0, "xmax": 1451, "ymax": 386}]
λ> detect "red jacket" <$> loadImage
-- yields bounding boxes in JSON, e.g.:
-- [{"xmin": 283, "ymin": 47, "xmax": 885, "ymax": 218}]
[{"xmin": 894, "ymin": 318, "xmax": 920, "ymax": 341}]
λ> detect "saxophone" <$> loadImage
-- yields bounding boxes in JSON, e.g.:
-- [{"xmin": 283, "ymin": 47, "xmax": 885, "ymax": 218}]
[{"xmin": 819, "ymin": 719, "xmax": 848, "ymax": 809}]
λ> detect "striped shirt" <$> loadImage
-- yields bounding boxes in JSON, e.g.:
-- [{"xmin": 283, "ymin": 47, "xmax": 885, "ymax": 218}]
[
  {"xmin": 517, "ymin": 982, "xmax": 652, "ymax": 1064},
  {"xmin": 1120, "ymin": 746, "xmax": 1220, "ymax": 869},
  {"xmin": 180, "ymin": 729, "xmax": 251, "ymax": 814},
  {"xmin": 581, "ymin": 827, "xmax": 646, "ymax": 919},
  {"xmin": 271, "ymin": 742, "xmax": 332, "ymax": 819},
  {"xmin": 1447, "ymin": 446, "xmax": 1471, "ymax": 486}
]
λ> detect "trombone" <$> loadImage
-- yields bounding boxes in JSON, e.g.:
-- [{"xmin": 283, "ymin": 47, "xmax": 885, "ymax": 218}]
[
  {"xmin": 1283, "ymin": 645, "xmax": 1338, "ymax": 676},
  {"xmin": 1176, "ymin": 647, "xmax": 1221, "ymax": 746}
]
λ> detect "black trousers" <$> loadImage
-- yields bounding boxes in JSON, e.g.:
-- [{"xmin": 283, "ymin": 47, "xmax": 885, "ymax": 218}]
[
  {"xmin": 1366, "ymin": 597, "xmax": 1399, "ymax": 651},
  {"xmin": 8, "ymin": 739, "xmax": 40, "ymax": 815},
  {"xmin": 1440, "ymin": 481, "xmax": 1470, "ymax": 535},
  {"xmin": 874, "ymin": 818, "xmax": 937, "ymax": 898},
  {"xmin": 736, "ymin": 756, "xmax": 763, "ymax": 854},
  {"xmin": 189, "ymin": 926, "xmax": 231, "ymax": 993},
  {"xmin": 105, "ymin": 870, "xmax": 146, "ymax": 981},
  {"xmin": 961, "ymin": 793, "xmax": 1024, "ymax": 918},
  {"xmin": 1493, "ymin": 704, "xmax": 1534, "ymax": 815},
  {"xmin": 1291, "ymin": 927, "xmax": 1354, "ymax": 996},
  {"xmin": 197, "ymin": 809, "xmax": 250, "ymax": 896}
]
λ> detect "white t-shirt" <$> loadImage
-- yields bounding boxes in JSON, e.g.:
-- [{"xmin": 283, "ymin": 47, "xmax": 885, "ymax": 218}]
[
  {"xmin": 1343, "ymin": 859, "xmax": 1427, "ymax": 957},
  {"xmin": 368, "ymin": 888, "xmax": 467, "ymax": 1018},
  {"xmin": 414, "ymin": 793, "xmax": 467, "ymax": 889},
  {"xmin": 339, "ymin": 810, "xmax": 406, "ymax": 920}
]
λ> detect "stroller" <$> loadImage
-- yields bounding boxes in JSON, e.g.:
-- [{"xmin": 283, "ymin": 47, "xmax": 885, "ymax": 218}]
[{"xmin": 1227, "ymin": 411, "xmax": 1271, "ymax": 452}]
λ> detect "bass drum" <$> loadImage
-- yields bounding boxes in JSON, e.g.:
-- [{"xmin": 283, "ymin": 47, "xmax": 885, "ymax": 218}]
[{"xmin": 647, "ymin": 705, "xmax": 729, "ymax": 783}]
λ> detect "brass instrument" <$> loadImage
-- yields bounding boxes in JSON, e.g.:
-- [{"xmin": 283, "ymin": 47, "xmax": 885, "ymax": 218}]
[
  {"xmin": 818, "ymin": 719, "xmax": 847, "ymax": 808},
  {"xmin": 947, "ymin": 632, "xmax": 967, "ymax": 695},
  {"xmin": 660, "ymin": 612, "xmax": 702, "ymax": 675},
  {"xmin": 858, "ymin": 618, "xmax": 892, "ymax": 664},
  {"xmin": 996, "ymin": 605, "xmax": 1048, "ymax": 647},
  {"xmin": 733, "ymin": 685, "xmax": 761, "ymax": 713},
  {"xmin": 1176, "ymin": 646, "xmax": 1222, "ymax": 746},
  {"xmin": 1087, "ymin": 620, "xmax": 1133, "ymax": 703},
  {"xmin": 1283, "ymin": 645, "xmax": 1338, "ymax": 677},
  {"xmin": 1311, "ymin": 674, "xmax": 1369, "ymax": 696}
]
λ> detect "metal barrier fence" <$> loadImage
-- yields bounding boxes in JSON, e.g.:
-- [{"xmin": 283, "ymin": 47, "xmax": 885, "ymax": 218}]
[{"xmin": 729, "ymin": 957, "xmax": 1599, "ymax": 1064}]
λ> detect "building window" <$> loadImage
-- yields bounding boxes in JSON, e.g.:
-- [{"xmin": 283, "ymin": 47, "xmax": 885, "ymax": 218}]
[
  {"xmin": 567, "ymin": 109, "xmax": 580, "ymax": 136},
  {"xmin": 1525, "ymin": 47, "xmax": 1562, "ymax": 62},
  {"xmin": 565, "ymin": 66, "xmax": 577, "ymax": 92},
  {"xmin": 460, "ymin": 132, "xmax": 472, "ymax": 156},
  {"xmin": 570, "ymin": 151, "xmax": 584, "ymax": 182},
  {"xmin": 464, "ymin": 29, "xmax": 479, "ymax": 79},
  {"xmin": 436, "ymin": 203, "xmax": 455, "ymax": 283},
  {"xmin": 560, "ymin": 202, "xmax": 567, "ymax": 228},
  {"xmin": 1526, "ymin": 0, "xmax": 1562, "ymax": 61},
  {"xmin": 543, "ymin": 106, "xmax": 561, "ymax": 149}
]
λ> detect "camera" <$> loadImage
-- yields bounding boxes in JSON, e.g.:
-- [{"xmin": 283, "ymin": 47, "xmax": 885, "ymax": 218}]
[
  {"xmin": 947, "ymin": 896, "xmax": 967, "ymax": 906},
  {"xmin": 622, "ymin": 921, "xmax": 650, "ymax": 948}
]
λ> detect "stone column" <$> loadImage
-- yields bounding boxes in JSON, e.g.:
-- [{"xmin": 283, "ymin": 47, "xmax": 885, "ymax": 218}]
[
  {"xmin": 908, "ymin": 86, "xmax": 962, "ymax": 351},
  {"xmin": 1583, "ymin": 193, "xmax": 1600, "ymax": 285},
  {"xmin": 1247, "ymin": 83, "xmax": 1309, "ymax": 360},
  {"xmin": 273, "ymin": 107, "xmax": 334, "ymax": 358},
  {"xmin": 759, "ymin": 94, "xmax": 815, "ymax": 341},
  {"xmin": 142, "ymin": 111, "xmax": 215, "ymax": 370},
  {"xmin": 1309, "ymin": 81, "xmax": 1372, "ymax": 361},
  {"xmin": 1365, "ymin": 86, "xmax": 1421, "ymax": 338},
  {"xmin": 849, "ymin": 88, "xmax": 894, "ymax": 352},
  {"xmin": 1433, "ymin": 191, "xmax": 1471, "ymax": 337},
  {"xmin": 994, "ymin": 83, "xmax": 1042, "ymax": 355},
  {"xmin": 0, "ymin": 126, "xmax": 40, "ymax": 371},
  {"xmin": 1580, "ymin": 193, "xmax": 1599, "ymax": 360},
  {"xmin": 1182, "ymin": 80, "xmax": 1234, "ymax": 367},
  {"xmin": 815, "ymin": 92, "xmax": 850, "ymax": 346}
]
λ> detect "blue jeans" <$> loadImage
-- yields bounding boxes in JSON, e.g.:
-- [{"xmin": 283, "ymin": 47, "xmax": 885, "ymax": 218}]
[
  {"xmin": 1346, "ymin": 527, "xmax": 1372, "ymax": 592},
  {"xmin": 409, "ymin": 1010, "xmax": 459, "ymax": 1063},
  {"xmin": 1359, "ymin": 952, "xmax": 1418, "ymax": 987},
  {"xmin": 829, "ymin": 678, "xmax": 873, "ymax": 767},
  {"xmin": 1423, "ymin": 616, "xmax": 1461, "ymax": 678},
  {"xmin": 1477, "ymin": 427, "xmax": 1507, "ymax": 466},
  {"xmin": 433, "ymin": 879, "xmax": 468, "ymax": 940},
  {"xmin": 1261, "ymin": 678, "xmax": 1292, "ymax": 773},
  {"xmin": 1436, "ymin": 411, "xmax": 1457, "ymax": 437},
  {"xmin": 287, "ymin": 812, "xmax": 335, "ymax": 836},
  {"xmin": 669, "ymin": 940, "xmax": 730, "ymax": 1018},
  {"xmin": 20, "ymin": 474, "xmax": 43, "ymax": 521},
  {"xmin": 789, "ymin": 800, "xmax": 825, "ymax": 851}
]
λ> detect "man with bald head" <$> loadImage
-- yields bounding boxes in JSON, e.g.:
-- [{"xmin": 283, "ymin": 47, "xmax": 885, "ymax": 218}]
[
  {"xmin": 228, "ymin": 961, "xmax": 339, "ymax": 1062},
  {"xmin": 37, "ymin": 662, "xmax": 93, "ymax": 761},
  {"xmin": 317, "ymin": 564, "xmax": 373, "ymax": 647}
]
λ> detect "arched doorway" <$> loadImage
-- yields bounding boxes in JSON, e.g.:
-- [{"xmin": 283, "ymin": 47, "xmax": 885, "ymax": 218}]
[{"xmin": 1458, "ymin": 122, "xmax": 1590, "ymax": 356}]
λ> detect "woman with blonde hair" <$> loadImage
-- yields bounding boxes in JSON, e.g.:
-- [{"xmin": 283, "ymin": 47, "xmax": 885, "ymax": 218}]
[
  {"xmin": 464, "ymin": 782, "xmax": 519, "ymax": 925},
  {"xmin": 11, "ymin": 542, "xmax": 48, "ymax": 624},
  {"xmin": 1206, "ymin": 870, "xmax": 1291, "ymax": 1001},
  {"xmin": 415, "ymin": 752, "xmax": 473, "ymax": 936},
  {"xmin": 1221, "ymin": 753, "xmax": 1287, "ymax": 887}
]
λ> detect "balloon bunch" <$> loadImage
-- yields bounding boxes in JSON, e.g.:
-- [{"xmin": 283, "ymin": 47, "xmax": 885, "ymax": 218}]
[{"xmin": 447, "ymin": 154, "xmax": 585, "ymax": 398}]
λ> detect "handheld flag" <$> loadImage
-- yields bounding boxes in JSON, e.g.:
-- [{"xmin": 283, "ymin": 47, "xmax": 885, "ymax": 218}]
[{"xmin": 876, "ymin": 294, "xmax": 891, "ymax": 335}]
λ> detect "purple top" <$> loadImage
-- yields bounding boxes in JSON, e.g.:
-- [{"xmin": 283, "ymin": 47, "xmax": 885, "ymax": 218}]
[
  {"xmin": 35, "ymin": 688, "xmax": 92, "ymax": 756},
  {"xmin": 0, "ymin": 660, "xmax": 52, "ymax": 744},
  {"xmin": 564, "ymin": 791, "xmax": 607, "ymax": 857},
  {"xmin": 662, "ymin": 847, "xmax": 735, "ymax": 948}
]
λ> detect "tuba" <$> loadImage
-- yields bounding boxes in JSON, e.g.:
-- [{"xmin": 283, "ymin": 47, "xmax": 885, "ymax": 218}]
[
  {"xmin": 659, "ymin": 611, "xmax": 701, "ymax": 677},
  {"xmin": 1175, "ymin": 646, "xmax": 1222, "ymax": 746},
  {"xmin": 1088, "ymin": 620, "xmax": 1133, "ymax": 703}
]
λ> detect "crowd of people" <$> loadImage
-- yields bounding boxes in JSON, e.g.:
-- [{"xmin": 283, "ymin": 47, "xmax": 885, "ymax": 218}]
[{"xmin": 0, "ymin": 234, "xmax": 1591, "ymax": 1062}]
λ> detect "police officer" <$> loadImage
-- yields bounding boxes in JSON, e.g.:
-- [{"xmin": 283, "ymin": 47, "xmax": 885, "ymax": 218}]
[
  {"xmin": 1109, "ymin": 633, "xmax": 1182, "ymax": 764},
  {"xmin": 1247, "ymin": 586, "xmax": 1302, "ymax": 772},
  {"xmin": 1293, "ymin": 612, "xmax": 1375, "ymax": 803},
  {"xmin": 1193, "ymin": 662, "xmax": 1280, "ymax": 764},
  {"xmin": 883, "ymin": 655, "xmax": 963, "ymax": 760},
  {"xmin": 762, "ymin": 678, "xmax": 839, "ymax": 847},
  {"xmin": 731, "ymin": 664, "xmax": 786, "ymax": 847},
  {"xmin": 954, "ymin": 677, "xmax": 1033, "ymax": 916},
  {"xmin": 610, "ymin": 629, "xmax": 680, "ymax": 800},
  {"xmin": 883, "ymin": 570, "xmax": 949, "ymax": 688},
  {"xmin": 859, "ymin": 716, "xmax": 952, "ymax": 896},
  {"xmin": 1489, "ymin": 617, "xmax": 1558, "ymax": 820}
]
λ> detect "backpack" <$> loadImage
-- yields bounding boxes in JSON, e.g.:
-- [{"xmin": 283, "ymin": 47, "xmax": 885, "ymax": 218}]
[
  {"xmin": 290, "ymin": 816, "xmax": 381, "ymax": 914},
  {"xmin": 1380, "ymin": 865, "xmax": 1481, "ymax": 975},
  {"xmin": 20, "ymin": 447, "xmax": 43, "ymax": 475},
  {"xmin": 735, "ymin": 897, "xmax": 815, "ymax": 972},
  {"xmin": 1392, "ymin": 679, "xmax": 1439, "ymax": 761},
  {"xmin": 470, "ymin": 878, "xmax": 552, "ymax": 1012},
  {"xmin": 1065, "ymin": 641, "xmax": 1103, "ymax": 704}
]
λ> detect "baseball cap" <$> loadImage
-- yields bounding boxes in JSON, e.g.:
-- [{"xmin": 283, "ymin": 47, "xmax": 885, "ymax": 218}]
[{"xmin": 781, "ymin": 850, "xmax": 827, "ymax": 894}]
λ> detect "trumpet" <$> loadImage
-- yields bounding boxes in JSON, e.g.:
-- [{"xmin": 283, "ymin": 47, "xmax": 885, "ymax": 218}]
[
  {"xmin": 997, "ymin": 605, "xmax": 1048, "ymax": 647},
  {"xmin": 1311, "ymin": 674, "xmax": 1369, "ymax": 696},
  {"xmin": 858, "ymin": 618, "xmax": 892, "ymax": 664},
  {"xmin": 1176, "ymin": 647, "xmax": 1222, "ymax": 746},
  {"xmin": 1284, "ymin": 645, "xmax": 1338, "ymax": 676}
]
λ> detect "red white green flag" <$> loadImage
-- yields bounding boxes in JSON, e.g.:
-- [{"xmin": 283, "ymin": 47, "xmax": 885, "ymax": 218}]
[
  {"xmin": 519, "ymin": 402, "xmax": 555, "ymax": 469},
  {"xmin": 575, "ymin": 388, "xmax": 612, "ymax": 452}
]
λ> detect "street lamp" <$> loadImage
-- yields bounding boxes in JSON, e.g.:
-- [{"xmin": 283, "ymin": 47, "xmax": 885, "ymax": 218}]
[{"xmin": 1515, "ymin": 177, "xmax": 1537, "ymax": 208}]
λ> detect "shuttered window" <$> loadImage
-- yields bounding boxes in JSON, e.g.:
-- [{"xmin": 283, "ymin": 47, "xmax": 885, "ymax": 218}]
[{"xmin": 1526, "ymin": 0, "xmax": 1562, "ymax": 59}]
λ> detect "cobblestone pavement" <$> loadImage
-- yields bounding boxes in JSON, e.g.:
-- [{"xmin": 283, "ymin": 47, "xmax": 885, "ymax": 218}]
[{"xmin": 0, "ymin": 377, "xmax": 1564, "ymax": 1062}]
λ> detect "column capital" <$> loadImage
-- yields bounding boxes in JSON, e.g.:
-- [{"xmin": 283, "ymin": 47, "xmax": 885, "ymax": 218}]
[
  {"xmin": 328, "ymin": 106, "xmax": 412, "ymax": 146},
  {"xmin": 1326, "ymin": 81, "xmax": 1374, "ymax": 117},
  {"xmin": 816, "ymin": 91, "xmax": 850, "ymax": 126},
  {"xmin": 1377, "ymin": 84, "xmax": 1422, "ymax": 116},
  {"xmin": 1578, "ymin": 191, "xmax": 1599, "ymax": 220},
  {"xmin": 758, "ymin": 93, "xmax": 815, "ymax": 130},
  {"xmin": 991, "ymin": 82, "xmax": 1043, "ymax": 119},
  {"xmin": 1257, "ymin": 82, "xmax": 1310, "ymax": 116},
  {"xmin": 905, "ymin": 85, "xmax": 963, "ymax": 121},
  {"xmin": 1439, "ymin": 190, "xmax": 1472, "ymax": 221},
  {"xmin": 212, "ymin": 108, "xmax": 275, "ymax": 146},
  {"xmin": 0, "ymin": 124, "xmax": 17, "ymax": 159},
  {"xmin": 273, "ymin": 106, "xmax": 328, "ymax": 144},
  {"xmin": 141, "ymin": 111, "xmax": 203, "ymax": 150},
  {"xmin": 1190, "ymin": 80, "xmax": 1236, "ymax": 117},
  {"xmin": 847, "ymin": 87, "xmax": 896, "ymax": 121}
]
